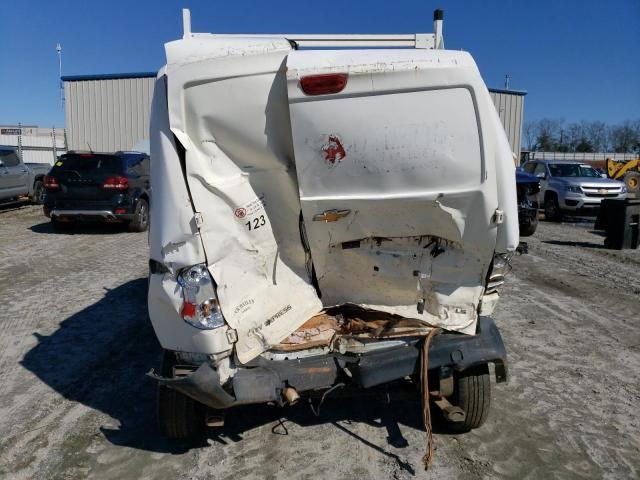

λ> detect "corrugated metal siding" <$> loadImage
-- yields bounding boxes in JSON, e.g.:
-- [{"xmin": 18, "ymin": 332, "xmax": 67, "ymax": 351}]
[
  {"xmin": 21, "ymin": 149, "xmax": 67, "ymax": 165},
  {"xmin": 1, "ymin": 127, "xmax": 66, "ymax": 165},
  {"xmin": 64, "ymin": 77, "xmax": 154, "ymax": 152},
  {"xmin": 0, "ymin": 130, "xmax": 65, "ymax": 149},
  {"xmin": 531, "ymin": 152, "xmax": 639, "ymax": 162},
  {"xmin": 489, "ymin": 91, "xmax": 524, "ymax": 155}
]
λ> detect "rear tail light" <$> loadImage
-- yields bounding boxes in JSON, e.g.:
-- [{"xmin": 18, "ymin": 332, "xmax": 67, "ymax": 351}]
[
  {"xmin": 103, "ymin": 176, "xmax": 129, "ymax": 190},
  {"xmin": 300, "ymin": 73, "xmax": 348, "ymax": 95},
  {"xmin": 43, "ymin": 175, "xmax": 60, "ymax": 190},
  {"xmin": 177, "ymin": 264, "xmax": 224, "ymax": 330}
]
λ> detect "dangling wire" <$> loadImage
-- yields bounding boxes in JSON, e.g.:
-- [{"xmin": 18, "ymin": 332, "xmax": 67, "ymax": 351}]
[
  {"xmin": 308, "ymin": 383, "xmax": 345, "ymax": 417},
  {"xmin": 421, "ymin": 327, "xmax": 441, "ymax": 469}
]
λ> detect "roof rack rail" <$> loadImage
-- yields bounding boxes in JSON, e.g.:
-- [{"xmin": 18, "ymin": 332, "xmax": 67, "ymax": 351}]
[{"xmin": 182, "ymin": 8, "xmax": 445, "ymax": 50}]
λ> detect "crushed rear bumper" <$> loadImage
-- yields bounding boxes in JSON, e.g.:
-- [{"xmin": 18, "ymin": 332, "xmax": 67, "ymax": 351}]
[{"xmin": 148, "ymin": 316, "xmax": 507, "ymax": 410}]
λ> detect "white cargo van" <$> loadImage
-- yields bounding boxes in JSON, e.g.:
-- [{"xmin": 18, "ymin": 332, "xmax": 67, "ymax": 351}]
[{"xmin": 148, "ymin": 9, "xmax": 517, "ymax": 438}]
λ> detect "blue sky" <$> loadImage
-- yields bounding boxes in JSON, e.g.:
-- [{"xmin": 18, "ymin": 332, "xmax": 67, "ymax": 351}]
[{"xmin": 2, "ymin": 0, "xmax": 639, "ymax": 128}]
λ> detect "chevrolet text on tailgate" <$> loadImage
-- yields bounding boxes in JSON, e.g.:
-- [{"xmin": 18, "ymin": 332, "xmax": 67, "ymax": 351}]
[{"xmin": 147, "ymin": 9, "xmax": 518, "ymax": 447}]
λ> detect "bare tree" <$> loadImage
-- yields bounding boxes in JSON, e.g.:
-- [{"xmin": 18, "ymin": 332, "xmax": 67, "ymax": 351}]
[
  {"xmin": 523, "ymin": 118, "xmax": 639, "ymax": 153},
  {"xmin": 565, "ymin": 122, "xmax": 583, "ymax": 152},
  {"xmin": 585, "ymin": 121, "xmax": 608, "ymax": 152},
  {"xmin": 523, "ymin": 121, "xmax": 539, "ymax": 151},
  {"xmin": 535, "ymin": 118, "xmax": 563, "ymax": 151},
  {"xmin": 610, "ymin": 120, "xmax": 640, "ymax": 153}
]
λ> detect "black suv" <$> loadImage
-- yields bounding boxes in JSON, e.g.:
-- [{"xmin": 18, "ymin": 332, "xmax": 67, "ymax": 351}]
[{"xmin": 43, "ymin": 151, "xmax": 150, "ymax": 232}]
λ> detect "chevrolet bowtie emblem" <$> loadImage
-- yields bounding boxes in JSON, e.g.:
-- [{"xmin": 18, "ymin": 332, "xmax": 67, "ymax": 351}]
[{"xmin": 313, "ymin": 209, "xmax": 351, "ymax": 222}]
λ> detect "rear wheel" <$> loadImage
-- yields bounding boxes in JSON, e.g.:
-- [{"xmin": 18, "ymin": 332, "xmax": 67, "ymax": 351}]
[
  {"xmin": 31, "ymin": 180, "xmax": 45, "ymax": 205},
  {"xmin": 128, "ymin": 198, "xmax": 149, "ymax": 232},
  {"xmin": 544, "ymin": 194, "xmax": 562, "ymax": 222},
  {"xmin": 446, "ymin": 364, "xmax": 491, "ymax": 433},
  {"xmin": 623, "ymin": 172, "xmax": 640, "ymax": 194},
  {"xmin": 157, "ymin": 350, "xmax": 205, "ymax": 439}
]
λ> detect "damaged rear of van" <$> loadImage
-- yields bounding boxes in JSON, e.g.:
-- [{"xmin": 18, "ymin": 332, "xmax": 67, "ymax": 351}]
[{"xmin": 147, "ymin": 10, "xmax": 518, "ymax": 438}]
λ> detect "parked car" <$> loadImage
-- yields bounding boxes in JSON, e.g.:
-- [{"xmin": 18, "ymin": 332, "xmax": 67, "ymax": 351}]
[
  {"xmin": 515, "ymin": 167, "xmax": 540, "ymax": 236},
  {"xmin": 42, "ymin": 151, "xmax": 150, "ymax": 232},
  {"xmin": 0, "ymin": 146, "xmax": 50, "ymax": 204},
  {"xmin": 522, "ymin": 160, "xmax": 627, "ymax": 221},
  {"xmin": 147, "ymin": 11, "xmax": 517, "ymax": 439}
]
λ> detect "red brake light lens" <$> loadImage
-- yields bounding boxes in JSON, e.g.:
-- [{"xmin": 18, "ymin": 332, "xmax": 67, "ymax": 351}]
[
  {"xmin": 102, "ymin": 176, "xmax": 129, "ymax": 191},
  {"xmin": 43, "ymin": 175, "xmax": 59, "ymax": 190},
  {"xmin": 180, "ymin": 302, "xmax": 198, "ymax": 319},
  {"xmin": 300, "ymin": 73, "xmax": 348, "ymax": 95}
]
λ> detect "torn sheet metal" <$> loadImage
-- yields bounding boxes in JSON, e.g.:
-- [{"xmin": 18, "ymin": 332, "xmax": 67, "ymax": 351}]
[
  {"xmin": 287, "ymin": 49, "xmax": 518, "ymax": 334},
  {"xmin": 149, "ymin": 73, "xmax": 205, "ymax": 272},
  {"xmin": 274, "ymin": 306, "xmax": 434, "ymax": 353},
  {"xmin": 164, "ymin": 38, "xmax": 322, "ymax": 364}
]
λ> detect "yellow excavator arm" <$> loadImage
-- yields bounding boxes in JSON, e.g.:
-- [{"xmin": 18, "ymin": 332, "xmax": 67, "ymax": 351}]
[
  {"xmin": 607, "ymin": 158, "xmax": 640, "ymax": 193},
  {"xmin": 607, "ymin": 158, "xmax": 640, "ymax": 179}
]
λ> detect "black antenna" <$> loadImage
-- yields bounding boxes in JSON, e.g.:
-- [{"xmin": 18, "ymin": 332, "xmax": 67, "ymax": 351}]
[{"xmin": 87, "ymin": 142, "xmax": 93, "ymax": 153}]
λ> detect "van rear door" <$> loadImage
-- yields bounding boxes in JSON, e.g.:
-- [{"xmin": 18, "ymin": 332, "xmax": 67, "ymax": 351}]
[
  {"xmin": 163, "ymin": 37, "xmax": 323, "ymax": 363},
  {"xmin": 286, "ymin": 49, "xmax": 497, "ymax": 332}
]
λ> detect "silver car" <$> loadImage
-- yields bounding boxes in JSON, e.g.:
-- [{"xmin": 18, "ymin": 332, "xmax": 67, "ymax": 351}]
[{"xmin": 522, "ymin": 160, "xmax": 627, "ymax": 220}]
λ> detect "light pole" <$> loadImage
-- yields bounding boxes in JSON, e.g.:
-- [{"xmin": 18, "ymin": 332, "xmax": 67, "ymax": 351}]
[{"xmin": 56, "ymin": 43, "xmax": 63, "ymax": 108}]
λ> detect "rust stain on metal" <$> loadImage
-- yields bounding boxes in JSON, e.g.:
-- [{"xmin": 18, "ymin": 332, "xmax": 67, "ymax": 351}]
[
  {"xmin": 273, "ymin": 305, "xmax": 435, "ymax": 352},
  {"xmin": 322, "ymin": 135, "xmax": 346, "ymax": 165},
  {"xmin": 304, "ymin": 367, "xmax": 332, "ymax": 374}
]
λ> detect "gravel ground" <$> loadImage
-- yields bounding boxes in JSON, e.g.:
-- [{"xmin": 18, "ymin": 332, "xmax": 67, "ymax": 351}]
[{"xmin": 0, "ymin": 204, "xmax": 639, "ymax": 479}]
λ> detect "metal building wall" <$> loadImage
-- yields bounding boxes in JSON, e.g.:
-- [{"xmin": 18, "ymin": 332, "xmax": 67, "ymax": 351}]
[
  {"xmin": 489, "ymin": 89, "xmax": 526, "ymax": 155},
  {"xmin": 63, "ymin": 74, "xmax": 155, "ymax": 152},
  {"xmin": 20, "ymin": 149, "xmax": 67, "ymax": 164},
  {"xmin": 0, "ymin": 126, "xmax": 67, "ymax": 165}
]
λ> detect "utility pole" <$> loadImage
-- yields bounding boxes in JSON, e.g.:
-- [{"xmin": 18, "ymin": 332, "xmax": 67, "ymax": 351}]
[
  {"xmin": 17, "ymin": 122, "xmax": 22, "ymax": 160},
  {"xmin": 56, "ymin": 43, "xmax": 64, "ymax": 108}
]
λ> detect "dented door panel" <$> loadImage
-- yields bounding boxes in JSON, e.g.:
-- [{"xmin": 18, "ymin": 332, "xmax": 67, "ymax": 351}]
[
  {"xmin": 286, "ymin": 50, "xmax": 510, "ymax": 333},
  {"xmin": 163, "ymin": 38, "xmax": 323, "ymax": 363}
]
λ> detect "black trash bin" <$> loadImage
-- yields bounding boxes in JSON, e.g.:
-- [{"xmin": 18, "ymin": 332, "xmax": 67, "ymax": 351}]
[{"xmin": 597, "ymin": 199, "xmax": 640, "ymax": 249}]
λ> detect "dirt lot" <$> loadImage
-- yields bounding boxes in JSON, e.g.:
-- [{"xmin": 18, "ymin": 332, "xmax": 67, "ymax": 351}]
[{"xmin": 0, "ymin": 203, "xmax": 639, "ymax": 480}]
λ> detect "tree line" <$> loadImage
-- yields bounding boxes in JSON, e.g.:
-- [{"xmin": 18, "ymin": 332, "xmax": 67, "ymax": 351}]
[{"xmin": 523, "ymin": 118, "xmax": 640, "ymax": 153}]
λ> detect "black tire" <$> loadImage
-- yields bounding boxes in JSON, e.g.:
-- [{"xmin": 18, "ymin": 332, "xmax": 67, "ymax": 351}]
[
  {"xmin": 623, "ymin": 171, "xmax": 640, "ymax": 194},
  {"xmin": 31, "ymin": 180, "xmax": 45, "ymax": 205},
  {"xmin": 519, "ymin": 215, "xmax": 538, "ymax": 237},
  {"xmin": 128, "ymin": 198, "xmax": 149, "ymax": 232},
  {"xmin": 157, "ymin": 350, "xmax": 205, "ymax": 439},
  {"xmin": 544, "ymin": 194, "xmax": 562, "ymax": 222},
  {"xmin": 447, "ymin": 364, "xmax": 491, "ymax": 433}
]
